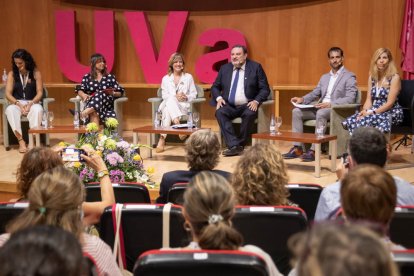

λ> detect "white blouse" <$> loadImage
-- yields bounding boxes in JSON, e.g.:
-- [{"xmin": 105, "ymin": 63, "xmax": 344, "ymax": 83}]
[{"xmin": 160, "ymin": 72, "xmax": 197, "ymax": 102}]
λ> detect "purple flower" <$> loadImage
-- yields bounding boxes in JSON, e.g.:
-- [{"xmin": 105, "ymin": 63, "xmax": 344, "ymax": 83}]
[
  {"xmin": 109, "ymin": 169, "xmax": 125, "ymax": 183},
  {"xmin": 106, "ymin": 152, "xmax": 124, "ymax": 166},
  {"xmin": 116, "ymin": 141, "xmax": 130, "ymax": 150}
]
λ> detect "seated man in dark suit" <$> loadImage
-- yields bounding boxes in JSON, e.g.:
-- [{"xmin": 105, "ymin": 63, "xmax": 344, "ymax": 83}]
[
  {"xmin": 211, "ymin": 45, "xmax": 271, "ymax": 156},
  {"xmin": 156, "ymin": 129, "xmax": 231, "ymax": 203}
]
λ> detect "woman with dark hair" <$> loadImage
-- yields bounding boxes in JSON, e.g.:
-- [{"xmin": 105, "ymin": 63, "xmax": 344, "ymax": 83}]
[
  {"xmin": 75, "ymin": 53, "xmax": 125, "ymax": 125},
  {"xmin": 172, "ymin": 171, "xmax": 281, "ymax": 276},
  {"xmin": 0, "ymin": 225, "xmax": 89, "ymax": 276},
  {"xmin": 155, "ymin": 52, "xmax": 197, "ymax": 152},
  {"xmin": 5, "ymin": 49, "xmax": 44, "ymax": 153},
  {"xmin": 0, "ymin": 166, "xmax": 122, "ymax": 276}
]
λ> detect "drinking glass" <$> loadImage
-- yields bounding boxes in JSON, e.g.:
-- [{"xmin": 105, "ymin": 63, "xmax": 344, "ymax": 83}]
[
  {"xmin": 316, "ymin": 118, "xmax": 327, "ymax": 138},
  {"xmin": 275, "ymin": 116, "xmax": 282, "ymax": 135},
  {"xmin": 41, "ymin": 111, "xmax": 48, "ymax": 129},
  {"xmin": 80, "ymin": 113, "xmax": 88, "ymax": 126},
  {"xmin": 48, "ymin": 111, "xmax": 54, "ymax": 128},
  {"xmin": 192, "ymin": 112, "xmax": 200, "ymax": 129}
]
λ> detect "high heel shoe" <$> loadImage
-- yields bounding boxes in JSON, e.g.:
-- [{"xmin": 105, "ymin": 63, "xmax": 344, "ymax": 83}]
[
  {"xmin": 155, "ymin": 138, "xmax": 165, "ymax": 153},
  {"xmin": 18, "ymin": 138, "xmax": 27, "ymax": 153},
  {"xmin": 155, "ymin": 146, "xmax": 164, "ymax": 153}
]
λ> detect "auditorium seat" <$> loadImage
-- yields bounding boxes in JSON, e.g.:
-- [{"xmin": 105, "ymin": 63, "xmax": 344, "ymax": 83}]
[
  {"xmin": 134, "ymin": 249, "xmax": 269, "ymax": 276},
  {"xmin": 0, "ymin": 202, "xmax": 28, "ymax": 234},
  {"xmin": 232, "ymin": 205, "xmax": 308, "ymax": 275},
  {"xmin": 390, "ymin": 206, "xmax": 414, "ymax": 249},
  {"xmin": 167, "ymin": 182, "xmax": 188, "ymax": 205},
  {"xmin": 287, "ymin": 183, "xmax": 323, "ymax": 221},
  {"xmin": 393, "ymin": 250, "xmax": 414, "ymax": 276},
  {"xmin": 99, "ymin": 204, "xmax": 188, "ymax": 272},
  {"xmin": 85, "ymin": 182, "xmax": 151, "ymax": 203}
]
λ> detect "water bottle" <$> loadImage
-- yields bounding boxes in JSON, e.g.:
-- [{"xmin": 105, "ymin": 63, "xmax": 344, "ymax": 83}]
[
  {"xmin": 73, "ymin": 112, "xmax": 80, "ymax": 129},
  {"xmin": 154, "ymin": 112, "xmax": 160, "ymax": 129},
  {"xmin": 2, "ymin": 69, "xmax": 7, "ymax": 85},
  {"xmin": 270, "ymin": 114, "xmax": 276, "ymax": 135},
  {"xmin": 187, "ymin": 111, "xmax": 193, "ymax": 129}
]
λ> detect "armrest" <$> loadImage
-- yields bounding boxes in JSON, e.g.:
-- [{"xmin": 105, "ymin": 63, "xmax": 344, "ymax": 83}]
[
  {"xmin": 43, "ymin": 98, "xmax": 55, "ymax": 104},
  {"xmin": 114, "ymin": 97, "xmax": 128, "ymax": 103},
  {"xmin": 148, "ymin": 98, "xmax": 162, "ymax": 103},
  {"xmin": 0, "ymin": 98, "xmax": 8, "ymax": 106},
  {"xmin": 331, "ymin": 103, "xmax": 361, "ymax": 110},
  {"xmin": 261, "ymin": 99, "xmax": 275, "ymax": 106},
  {"xmin": 69, "ymin": 97, "xmax": 81, "ymax": 103},
  {"xmin": 189, "ymin": 98, "xmax": 206, "ymax": 104}
]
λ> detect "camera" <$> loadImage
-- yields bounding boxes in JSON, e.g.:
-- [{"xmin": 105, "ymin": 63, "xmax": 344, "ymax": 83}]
[{"xmin": 61, "ymin": 148, "xmax": 86, "ymax": 162}]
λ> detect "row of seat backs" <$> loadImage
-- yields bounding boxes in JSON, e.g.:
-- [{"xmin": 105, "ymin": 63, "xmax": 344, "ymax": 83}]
[
  {"xmin": 133, "ymin": 249, "xmax": 414, "ymax": 276},
  {"xmin": 1, "ymin": 203, "xmax": 413, "ymax": 273},
  {"xmin": 134, "ymin": 249, "xmax": 269, "ymax": 276},
  {"xmin": 99, "ymin": 204, "xmax": 307, "ymax": 274},
  {"xmin": 168, "ymin": 183, "xmax": 323, "ymax": 221}
]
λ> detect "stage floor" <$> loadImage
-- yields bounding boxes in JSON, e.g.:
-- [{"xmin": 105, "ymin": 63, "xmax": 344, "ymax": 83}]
[{"xmin": 0, "ymin": 130, "xmax": 413, "ymax": 201}]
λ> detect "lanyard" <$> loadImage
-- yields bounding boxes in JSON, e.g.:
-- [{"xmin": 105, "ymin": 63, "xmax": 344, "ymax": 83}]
[{"xmin": 19, "ymin": 73, "xmax": 29, "ymax": 99}]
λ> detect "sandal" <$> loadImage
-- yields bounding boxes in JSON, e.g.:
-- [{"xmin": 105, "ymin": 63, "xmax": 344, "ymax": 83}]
[
  {"xmin": 179, "ymin": 134, "xmax": 188, "ymax": 141},
  {"xmin": 18, "ymin": 138, "xmax": 27, "ymax": 153},
  {"xmin": 155, "ymin": 137, "xmax": 165, "ymax": 153}
]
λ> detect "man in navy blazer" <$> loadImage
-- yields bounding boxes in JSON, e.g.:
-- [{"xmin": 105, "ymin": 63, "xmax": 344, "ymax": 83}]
[
  {"xmin": 211, "ymin": 45, "xmax": 270, "ymax": 156},
  {"xmin": 283, "ymin": 47, "xmax": 358, "ymax": 161}
]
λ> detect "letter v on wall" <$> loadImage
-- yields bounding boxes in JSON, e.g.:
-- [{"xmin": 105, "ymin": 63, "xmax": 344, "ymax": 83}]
[
  {"xmin": 124, "ymin": 11, "xmax": 189, "ymax": 84},
  {"xmin": 55, "ymin": 10, "xmax": 115, "ymax": 83}
]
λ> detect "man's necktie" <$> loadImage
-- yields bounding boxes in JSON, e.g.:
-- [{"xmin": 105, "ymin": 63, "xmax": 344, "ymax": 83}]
[{"xmin": 228, "ymin": 68, "xmax": 240, "ymax": 106}]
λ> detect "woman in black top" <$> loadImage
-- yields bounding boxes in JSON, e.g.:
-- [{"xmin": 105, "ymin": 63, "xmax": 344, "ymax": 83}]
[
  {"xmin": 75, "ymin": 53, "xmax": 124, "ymax": 125},
  {"xmin": 5, "ymin": 49, "xmax": 44, "ymax": 153}
]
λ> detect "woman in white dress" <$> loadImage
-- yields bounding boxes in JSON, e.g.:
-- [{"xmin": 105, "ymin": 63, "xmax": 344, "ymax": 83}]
[{"xmin": 156, "ymin": 52, "xmax": 197, "ymax": 153}]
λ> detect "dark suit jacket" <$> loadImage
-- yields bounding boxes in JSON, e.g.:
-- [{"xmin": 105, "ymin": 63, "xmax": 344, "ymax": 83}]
[
  {"xmin": 156, "ymin": 169, "xmax": 232, "ymax": 203},
  {"xmin": 210, "ymin": 59, "xmax": 270, "ymax": 106}
]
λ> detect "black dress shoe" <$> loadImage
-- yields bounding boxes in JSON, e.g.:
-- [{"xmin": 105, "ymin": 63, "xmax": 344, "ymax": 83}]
[
  {"xmin": 68, "ymin": 109, "xmax": 76, "ymax": 116},
  {"xmin": 223, "ymin": 146, "xmax": 244, "ymax": 157}
]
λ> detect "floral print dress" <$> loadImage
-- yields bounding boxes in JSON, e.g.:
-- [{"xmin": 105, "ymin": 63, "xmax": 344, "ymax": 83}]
[
  {"xmin": 80, "ymin": 73, "xmax": 125, "ymax": 123},
  {"xmin": 342, "ymin": 76, "xmax": 403, "ymax": 134}
]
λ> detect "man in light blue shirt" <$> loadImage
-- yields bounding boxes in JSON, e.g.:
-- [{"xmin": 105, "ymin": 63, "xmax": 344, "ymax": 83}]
[{"xmin": 315, "ymin": 127, "xmax": 414, "ymax": 221}]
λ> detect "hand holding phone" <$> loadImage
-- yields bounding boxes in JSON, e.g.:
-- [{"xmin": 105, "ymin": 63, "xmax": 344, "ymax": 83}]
[{"xmin": 61, "ymin": 148, "xmax": 86, "ymax": 162}]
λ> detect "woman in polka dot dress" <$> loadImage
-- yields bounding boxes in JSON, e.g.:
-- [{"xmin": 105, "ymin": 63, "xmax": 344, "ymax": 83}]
[
  {"xmin": 76, "ymin": 53, "xmax": 125, "ymax": 125},
  {"xmin": 342, "ymin": 48, "xmax": 403, "ymax": 134}
]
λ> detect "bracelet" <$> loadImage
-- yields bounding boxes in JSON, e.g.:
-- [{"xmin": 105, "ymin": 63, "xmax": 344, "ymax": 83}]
[{"xmin": 14, "ymin": 100, "xmax": 19, "ymax": 105}]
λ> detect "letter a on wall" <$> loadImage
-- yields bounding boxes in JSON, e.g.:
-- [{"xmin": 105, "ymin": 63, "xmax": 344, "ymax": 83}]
[{"xmin": 55, "ymin": 10, "xmax": 114, "ymax": 83}]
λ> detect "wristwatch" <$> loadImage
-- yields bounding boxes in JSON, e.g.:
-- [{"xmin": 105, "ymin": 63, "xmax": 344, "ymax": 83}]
[{"xmin": 97, "ymin": 170, "xmax": 109, "ymax": 179}]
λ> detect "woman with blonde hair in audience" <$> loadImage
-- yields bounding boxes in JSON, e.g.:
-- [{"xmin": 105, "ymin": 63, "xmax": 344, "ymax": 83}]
[
  {"xmin": 0, "ymin": 166, "xmax": 122, "ymax": 276},
  {"xmin": 12, "ymin": 147, "xmax": 115, "ymax": 226},
  {"xmin": 231, "ymin": 143, "xmax": 296, "ymax": 206},
  {"xmin": 173, "ymin": 171, "xmax": 282, "ymax": 276},
  {"xmin": 288, "ymin": 222, "xmax": 399, "ymax": 276}
]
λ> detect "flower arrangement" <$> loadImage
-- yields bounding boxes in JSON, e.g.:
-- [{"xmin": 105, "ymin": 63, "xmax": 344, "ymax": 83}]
[{"xmin": 61, "ymin": 118, "xmax": 155, "ymax": 186}]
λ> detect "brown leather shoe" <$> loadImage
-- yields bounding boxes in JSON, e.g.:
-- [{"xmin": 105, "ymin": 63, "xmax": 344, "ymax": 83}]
[{"xmin": 282, "ymin": 146, "xmax": 303, "ymax": 159}]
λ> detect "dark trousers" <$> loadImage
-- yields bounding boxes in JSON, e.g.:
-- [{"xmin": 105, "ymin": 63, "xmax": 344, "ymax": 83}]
[{"xmin": 215, "ymin": 103, "xmax": 257, "ymax": 148}]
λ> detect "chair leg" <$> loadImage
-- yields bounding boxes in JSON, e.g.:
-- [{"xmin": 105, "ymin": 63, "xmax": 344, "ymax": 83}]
[{"xmin": 392, "ymin": 135, "xmax": 412, "ymax": 151}]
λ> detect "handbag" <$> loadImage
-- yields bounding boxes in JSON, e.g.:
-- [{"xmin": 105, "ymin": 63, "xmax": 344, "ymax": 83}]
[{"xmin": 113, "ymin": 203, "xmax": 133, "ymax": 276}]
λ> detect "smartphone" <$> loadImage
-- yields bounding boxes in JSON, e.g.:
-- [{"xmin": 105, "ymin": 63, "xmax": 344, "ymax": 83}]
[{"xmin": 61, "ymin": 148, "xmax": 86, "ymax": 162}]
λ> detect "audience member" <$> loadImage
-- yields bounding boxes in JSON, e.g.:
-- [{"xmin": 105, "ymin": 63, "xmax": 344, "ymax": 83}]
[
  {"xmin": 341, "ymin": 164, "xmax": 404, "ymax": 250},
  {"xmin": 0, "ymin": 225, "xmax": 88, "ymax": 276},
  {"xmin": 288, "ymin": 222, "xmax": 399, "ymax": 276},
  {"xmin": 0, "ymin": 166, "xmax": 122, "ymax": 276},
  {"xmin": 156, "ymin": 129, "xmax": 231, "ymax": 203},
  {"xmin": 283, "ymin": 47, "xmax": 358, "ymax": 161},
  {"xmin": 342, "ymin": 48, "xmax": 403, "ymax": 134},
  {"xmin": 156, "ymin": 52, "xmax": 198, "ymax": 153},
  {"xmin": 5, "ymin": 49, "xmax": 44, "ymax": 153},
  {"xmin": 170, "ymin": 171, "xmax": 282, "ymax": 276},
  {"xmin": 231, "ymin": 143, "xmax": 297, "ymax": 206},
  {"xmin": 314, "ymin": 127, "xmax": 414, "ymax": 220},
  {"xmin": 211, "ymin": 45, "xmax": 270, "ymax": 157},
  {"xmin": 12, "ymin": 147, "xmax": 115, "ymax": 225},
  {"xmin": 76, "ymin": 53, "xmax": 125, "ymax": 125}
]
